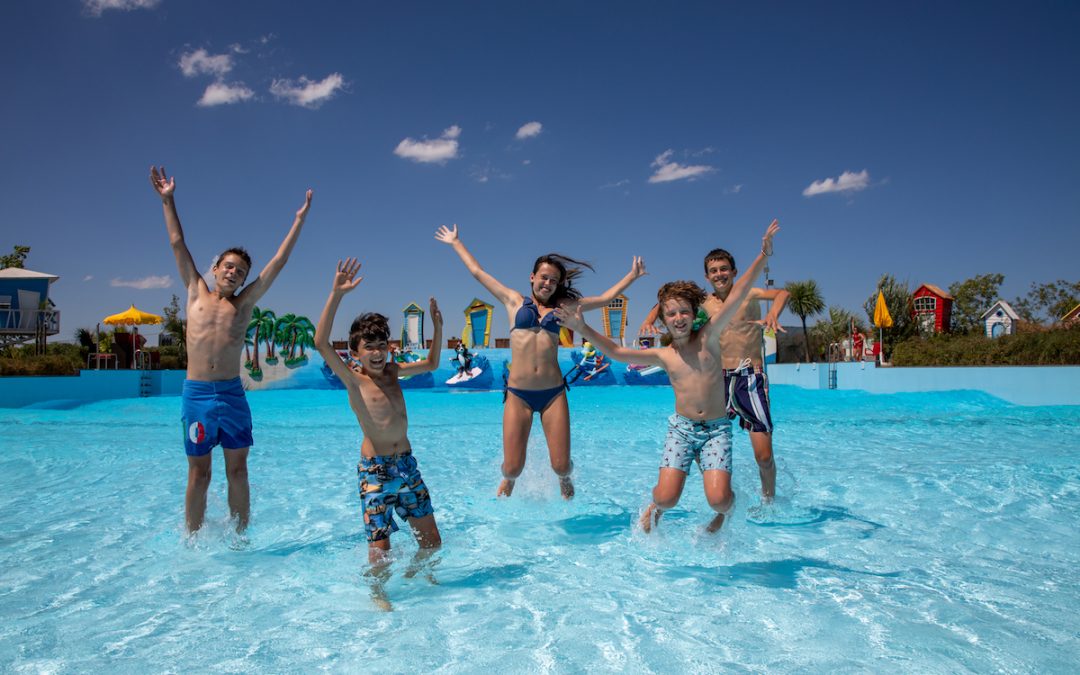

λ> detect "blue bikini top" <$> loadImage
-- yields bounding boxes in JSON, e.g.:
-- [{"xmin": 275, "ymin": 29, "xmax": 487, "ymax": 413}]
[{"xmin": 514, "ymin": 297, "xmax": 560, "ymax": 334}]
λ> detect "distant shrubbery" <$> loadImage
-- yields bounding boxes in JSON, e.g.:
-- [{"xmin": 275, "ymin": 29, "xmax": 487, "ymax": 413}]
[
  {"xmin": 891, "ymin": 324, "xmax": 1080, "ymax": 366},
  {"xmin": 0, "ymin": 343, "xmax": 83, "ymax": 376}
]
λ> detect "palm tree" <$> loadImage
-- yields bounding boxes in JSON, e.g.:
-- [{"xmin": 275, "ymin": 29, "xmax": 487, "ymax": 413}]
[
  {"xmin": 259, "ymin": 309, "xmax": 277, "ymax": 363},
  {"xmin": 275, "ymin": 313, "xmax": 298, "ymax": 360},
  {"xmin": 785, "ymin": 279, "xmax": 826, "ymax": 362},
  {"xmin": 295, "ymin": 317, "xmax": 315, "ymax": 358},
  {"xmin": 247, "ymin": 307, "xmax": 271, "ymax": 373}
]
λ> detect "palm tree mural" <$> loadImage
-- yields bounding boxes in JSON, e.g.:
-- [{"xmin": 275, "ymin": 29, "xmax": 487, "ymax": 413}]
[
  {"xmin": 785, "ymin": 279, "xmax": 826, "ymax": 362},
  {"xmin": 260, "ymin": 309, "xmax": 277, "ymax": 364},
  {"xmin": 246, "ymin": 307, "xmax": 269, "ymax": 377},
  {"xmin": 243, "ymin": 334, "xmax": 254, "ymax": 367},
  {"xmin": 295, "ymin": 317, "xmax": 315, "ymax": 357},
  {"xmin": 275, "ymin": 313, "xmax": 297, "ymax": 361}
]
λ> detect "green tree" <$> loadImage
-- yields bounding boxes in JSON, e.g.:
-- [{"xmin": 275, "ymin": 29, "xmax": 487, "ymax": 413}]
[
  {"xmin": 948, "ymin": 273, "xmax": 1005, "ymax": 334},
  {"xmin": 0, "ymin": 245, "xmax": 30, "ymax": 269},
  {"xmin": 811, "ymin": 306, "xmax": 868, "ymax": 357},
  {"xmin": 1012, "ymin": 280, "xmax": 1080, "ymax": 323},
  {"xmin": 785, "ymin": 279, "xmax": 826, "ymax": 362},
  {"xmin": 162, "ymin": 294, "xmax": 186, "ymax": 364},
  {"xmin": 864, "ymin": 274, "xmax": 915, "ymax": 341}
]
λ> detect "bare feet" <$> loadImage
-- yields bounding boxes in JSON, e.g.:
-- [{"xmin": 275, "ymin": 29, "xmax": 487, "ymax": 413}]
[
  {"xmin": 640, "ymin": 503, "xmax": 662, "ymax": 533},
  {"xmin": 559, "ymin": 475, "xmax": 575, "ymax": 500},
  {"xmin": 705, "ymin": 512, "xmax": 726, "ymax": 533},
  {"xmin": 497, "ymin": 478, "xmax": 515, "ymax": 497}
]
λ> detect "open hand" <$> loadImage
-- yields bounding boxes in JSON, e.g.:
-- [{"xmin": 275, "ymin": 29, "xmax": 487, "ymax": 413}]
[
  {"xmin": 553, "ymin": 303, "xmax": 584, "ymax": 331},
  {"xmin": 628, "ymin": 256, "xmax": 647, "ymax": 280},
  {"xmin": 753, "ymin": 315, "xmax": 787, "ymax": 333},
  {"xmin": 429, "ymin": 297, "xmax": 442, "ymax": 326},
  {"xmin": 434, "ymin": 224, "xmax": 459, "ymax": 244},
  {"xmin": 297, "ymin": 189, "xmax": 314, "ymax": 221},
  {"xmin": 762, "ymin": 219, "xmax": 780, "ymax": 256},
  {"xmin": 333, "ymin": 258, "xmax": 363, "ymax": 294},
  {"xmin": 149, "ymin": 166, "xmax": 175, "ymax": 200}
]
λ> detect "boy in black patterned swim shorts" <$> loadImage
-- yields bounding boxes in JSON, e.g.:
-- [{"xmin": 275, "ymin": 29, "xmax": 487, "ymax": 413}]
[{"xmin": 314, "ymin": 258, "xmax": 444, "ymax": 593}]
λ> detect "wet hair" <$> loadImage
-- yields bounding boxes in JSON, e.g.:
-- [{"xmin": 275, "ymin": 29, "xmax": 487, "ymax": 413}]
[
  {"xmin": 532, "ymin": 253, "xmax": 595, "ymax": 305},
  {"xmin": 215, "ymin": 247, "xmax": 253, "ymax": 271},
  {"xmin": 348, "ymin": 313, "xmax": 390, "ymax": 352},
  {"xmin": 657, "ymin": 281, "xmax": 707, "ymax": 321},
  {"xmin": 703, "ymin": 248, "xmax": 736, "ymax": 275}
]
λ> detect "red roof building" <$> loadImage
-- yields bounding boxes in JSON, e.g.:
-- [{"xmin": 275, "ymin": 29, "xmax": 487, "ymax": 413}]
[{"xmin": 912, "ymin": 283, "xmax": 953, "ymax": 333}]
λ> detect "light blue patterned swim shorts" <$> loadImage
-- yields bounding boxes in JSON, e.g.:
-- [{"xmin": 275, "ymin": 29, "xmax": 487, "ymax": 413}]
[{"xmin": 659, "ymin": 414, "xmax": 732, "ymax": 474}]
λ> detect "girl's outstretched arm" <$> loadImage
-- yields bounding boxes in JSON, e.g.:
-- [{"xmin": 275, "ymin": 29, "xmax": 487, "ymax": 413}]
[{"xmin": 435, "ymin": 224, "xmax": 520, "ymax": 306}]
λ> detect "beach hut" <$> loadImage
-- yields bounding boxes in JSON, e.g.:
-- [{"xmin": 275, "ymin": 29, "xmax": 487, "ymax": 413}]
[
  {"xmin": 912, "ymin": 283, "xmax": 953, "ymax": 334},
  {"xmin": 1062, "ymin": 303, "xmax": 1080, "ymax": 327},
  {"xmin": 981, "ymin": 300, "xmax": 1019, "ymax": 338},
  {"xmin": 601, "ymin": 294, "xmax": 628, "ymax": 346},
  {"xmin": 462, "ymin": 298, "xmax": 493, "ymax": 348},
  {"xmin": 0, "ymin": 267, "xmax": 60, "ymax": 350},
  {"xmin": 401, "ymin": 302, "xmax": 425, "ymax": 349}
]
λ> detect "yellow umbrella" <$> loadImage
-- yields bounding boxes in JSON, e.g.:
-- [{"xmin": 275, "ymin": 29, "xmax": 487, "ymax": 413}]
[
  {"xmin": 103, "ymin": 304, "xmax": 163, "ymax": 326},
  {"xmin": 873, "ymin": 292, "xmax": 893, "ymax": 328},
  {"xmin": 103, "ymin": 305, "xmax": 162, "ymax": 368},
  {"xmin": 872, "ymin": 292, "xmax": 893, "ymax": 365}
]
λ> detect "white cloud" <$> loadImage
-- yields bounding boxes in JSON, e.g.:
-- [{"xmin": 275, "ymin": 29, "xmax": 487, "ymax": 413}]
[
  {"xmin": 197, "ymin": 82, "xmax": 255, "ymax": 107},
  {"xmin": 84, "ymin": 0, "xmax": 160, "ymax": 16},
  {"xmin": 515, "ymin": 121, "xmax": 543, "ymax": 140},
  {"xmin": 600, "ymin": 179, "xmax": 630, "ymax": 190},
  {"xmin": 269, "ymin": 73, "xmax": 345, "ymax": 109},
  {"xmin": 802, "ymin": 170, "xmax": 870, "ymax": 197},
  {"xmin": 522, "ymin": 159, "xmax": 532, "ymax": 165},
  {"xmin": 648, "ymin": 149, "xmax": 715, "ymax": 184},
  {"xmin": 83, "ymin": 275, "xmax": 94, "ymax": 282},
  {"xmin": 111, "ymin": 275, "xmax": 172, "ymax": 290},
  {"xmin": 394, "ymin": 126, "xmax": 462, "ymax": 164},
  {"xmin": 724, "ymin": 184, "xmax": 743, "ymax": 195},
  {"xmin": 179, "ymin": 49, "xmax": 233, "ymax": 78}
]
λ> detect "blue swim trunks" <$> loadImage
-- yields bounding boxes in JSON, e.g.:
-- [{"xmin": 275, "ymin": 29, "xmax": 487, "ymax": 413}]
[
  {"xmin": 358, "ymin": 452, "xmax": 434, "ymax": 543},
  {"xmin": 724, "ymin": 365, "xmax": 774, "ymax": 434},
  {"xmin": 181, "ymin": 377, "xmax": 253, "ymax": 457},
  {"xmin": 659, "ymin": 413, "xmax": 732, "ymax": 474}
]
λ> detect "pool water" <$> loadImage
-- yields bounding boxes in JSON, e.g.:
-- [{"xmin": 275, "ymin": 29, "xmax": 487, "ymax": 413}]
[{"xmin": 1, "ymin": 386, "xmax": 1078, "ymax": 671}]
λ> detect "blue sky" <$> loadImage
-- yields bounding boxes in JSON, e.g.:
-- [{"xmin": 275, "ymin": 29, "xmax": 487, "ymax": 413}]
[{"xmin": 3, "ymin": 1, "xmax": 1078, "ymax": 343}]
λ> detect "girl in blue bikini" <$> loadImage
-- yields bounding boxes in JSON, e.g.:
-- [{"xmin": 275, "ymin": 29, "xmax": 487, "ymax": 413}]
[{"xmin": 436, "ymin": 224, "xmax": 645, "ymax": 498}]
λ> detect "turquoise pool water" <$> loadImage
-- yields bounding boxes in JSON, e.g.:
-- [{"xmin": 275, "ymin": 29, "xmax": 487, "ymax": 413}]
[{"xmin": 1, "ymin": 386, "xmax": 1078, "ymax": 671}]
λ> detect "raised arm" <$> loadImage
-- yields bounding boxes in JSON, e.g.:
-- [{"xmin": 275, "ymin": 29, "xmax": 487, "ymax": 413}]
[
  {"xmin": 314, "ymin": 257, "xmax": 363, "ymax": 384},
  {"xmin": 577, "ymin": 257, "xmax": 647, "ymax": 311},
  {"xmin": 702, "ymin": 220, "xmax": 780, "ymax": 343},
  {"xmin": 435, "ymin": 224, "xmax": 520, "ymax": 306},
  {"xmin": 554, "ymin": 304, "xmax": 663, "ymax": 367},
  {"xmin": 399, "ymin": 297, "xmax": 443, "ymax": 375},
  {"xmin": 242, "ymin": 189, "xmax": 313, "ymax": 302},
  {"xmin": 150, "ymin": 166, "xmax": 201, "ymax": 290},
  {"xmin": 637, "ymin": 302, "xmax": 661, "ymax": 335}
]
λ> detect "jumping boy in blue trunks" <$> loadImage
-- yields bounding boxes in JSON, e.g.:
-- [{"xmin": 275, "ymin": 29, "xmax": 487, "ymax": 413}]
[
  {"xmin": 150, "ymin": 166, "xmax": 312, "ymax": 534},
  {"xmin": 637, "ymin": 244, "xmax": 790, "ymax": 500},
  {"xmin": 314, "ymin": 258, "xmax": 444, "ymax": 574},
  {"xmin": 557, "ymin": 220, "xmax": 779, "ymax": 533}
]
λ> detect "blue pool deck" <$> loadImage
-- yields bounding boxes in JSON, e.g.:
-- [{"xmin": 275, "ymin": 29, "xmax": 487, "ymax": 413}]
[{"xmin": 0, "ymin": 350, "xmax": 1077, "ymax": 408}]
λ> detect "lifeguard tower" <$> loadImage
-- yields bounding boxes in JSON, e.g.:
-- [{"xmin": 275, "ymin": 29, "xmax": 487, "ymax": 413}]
[
  {"xmin": 401, "ymin": 302, "xmax": 425, "ymax": 349},
  {"xmin": 462, "ymin": 298, "xmax": 493, "ymax": 348},
  {"xmin": 601, "ymin": 294, "xmax": 628, "ymax": 346},
  {"xmin": 0, "ymin": 268, "xmax": 60, "ymax": 352}
]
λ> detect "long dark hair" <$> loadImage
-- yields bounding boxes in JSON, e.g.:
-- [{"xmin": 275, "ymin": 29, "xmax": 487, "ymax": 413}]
[{"xmin": 532, "ymin": 253, "xmax": 594, "ymax": 305}]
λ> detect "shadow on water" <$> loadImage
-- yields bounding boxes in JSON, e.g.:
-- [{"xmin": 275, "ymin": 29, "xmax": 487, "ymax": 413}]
[
  {"xmin": 748, "ymin": 504, "xmax": 884, "ymax": 539},
  {"xmin": 436, "ymin": 563, "xmax": 530, "ymax": 589},
  {"xmin": 669, "ymin": 556, "xmax": 901, "ymax": 590},
  {"xmin": 555, "ymin": 511, "xmax": 632, "ymax": 543},
  {"xmin": 256, "ymin": 532, "xmax": 368, "ymax": 557}
]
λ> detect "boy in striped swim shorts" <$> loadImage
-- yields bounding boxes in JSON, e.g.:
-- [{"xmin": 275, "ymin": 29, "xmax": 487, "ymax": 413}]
[{"xmin": 558, "ymin": 220, "xmax": 780, "ymax": 533}]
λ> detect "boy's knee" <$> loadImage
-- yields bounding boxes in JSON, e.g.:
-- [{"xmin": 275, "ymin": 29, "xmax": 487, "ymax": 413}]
[
  {"xmin": 708, "ymin": 489, "xmax": 735, "ymax": 514},
  {"xmin": 652, "ymin": 489, "xmax": 680, "ymax": 511},
  {"xmin": 226, "ymin": 463, "xmax": 248, "ymax": 483},
  {"xmin": 755, "ymin": 451, "xmax": 775, "ymax": 469},
  {"xmin": 188, "ymin": 465, "xmax": 211, "ymax": 486}
]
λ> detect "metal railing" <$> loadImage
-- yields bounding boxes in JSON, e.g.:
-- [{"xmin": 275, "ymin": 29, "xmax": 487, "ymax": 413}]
[{"xmin": 0, "ymin": 308, "xmax": 60, "ymax": 334}]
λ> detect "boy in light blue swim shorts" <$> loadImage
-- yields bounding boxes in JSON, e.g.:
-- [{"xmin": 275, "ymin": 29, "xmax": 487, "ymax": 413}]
[
  {"xmin": 151, "ymin": 166, "xmax": 313, "ymax": 534},
  {"xmin": 557, "ymin": 219, "xmax": 779, "ymax": 534}
]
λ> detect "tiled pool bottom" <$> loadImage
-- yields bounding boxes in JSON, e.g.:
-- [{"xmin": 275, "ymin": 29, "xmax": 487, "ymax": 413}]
[{"xmin": 1, "ymin": 386, "xmax": 1078, "ymax": 671}]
